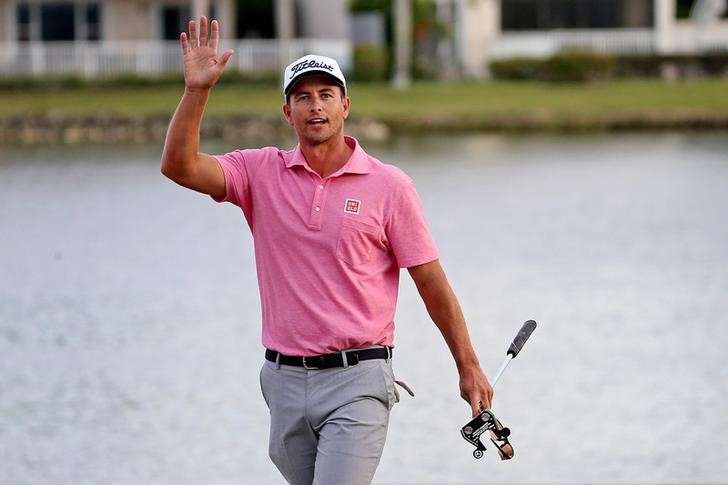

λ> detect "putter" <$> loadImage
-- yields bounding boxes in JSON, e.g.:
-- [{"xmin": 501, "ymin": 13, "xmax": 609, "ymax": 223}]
[{"xmin": 460, "ymin": 319, "xmax": 537, "ymax": 460}]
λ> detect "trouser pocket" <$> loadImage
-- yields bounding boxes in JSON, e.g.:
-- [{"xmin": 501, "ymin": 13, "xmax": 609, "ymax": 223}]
[
  {"xmin": 379, "ymin": 360, "xmax": 415, "ymax": 410},
  {"xmin": 259, "ymin": 362, "xmax": 271, "ymax": 409}
]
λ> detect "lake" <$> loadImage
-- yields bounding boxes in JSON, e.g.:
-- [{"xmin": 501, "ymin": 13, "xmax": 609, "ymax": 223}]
[{"xmin": 1, "ymin": 132, "xmax": 727, "ymax": 484}]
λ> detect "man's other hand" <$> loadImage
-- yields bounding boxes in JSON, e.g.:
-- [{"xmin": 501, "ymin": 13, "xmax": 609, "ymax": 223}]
[
  {"xmin": 459, "ymin": 363, "xmax": 494, "ymax": 417},
  {"xmin": 180, "ymin": 16, "xmax": 234, "ymax": 91}
]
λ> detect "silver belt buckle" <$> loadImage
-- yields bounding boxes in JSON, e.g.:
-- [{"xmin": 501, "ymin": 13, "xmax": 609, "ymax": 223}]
[{"xmin": 302, "ymin": 356, "xmax": 321, "ymax": 369}]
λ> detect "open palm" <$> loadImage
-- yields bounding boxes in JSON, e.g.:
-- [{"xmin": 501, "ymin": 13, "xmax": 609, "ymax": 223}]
[{"xmin": 180, "ymin": 16, "xmax": 234, "ymax": 90}]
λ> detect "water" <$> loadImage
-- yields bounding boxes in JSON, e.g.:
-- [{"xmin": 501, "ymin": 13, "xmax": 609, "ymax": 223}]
[{"xmin": 1, "ymin": 133, "xmax": 727, "ymax": 484}]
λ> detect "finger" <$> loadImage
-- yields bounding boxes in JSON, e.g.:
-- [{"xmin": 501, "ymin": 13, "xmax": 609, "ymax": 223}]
[
  {"xmin": 180, "ymin": 32, "xmax": 189, "ymax": 54},
  {"xmin": 199, "ymin": 16, "xmax": 208, "ymax": 47},
  {"xmin": 471, "ymin": 401, "xmax": 481, "ymax": 418},
  {"xmin": 210, "ymin": 19, "xmax": 219, "ymax": 51},
  {"xmin": 485, "ymin": 387, "xmax": 494, "ymax": 409},
  {"xmin": 219, "ymin": 49, "xmax": 234, "ymax": 68},
  {"xmin": 189, "ymin": 19, "xmax": 198, "ymax": 48}
]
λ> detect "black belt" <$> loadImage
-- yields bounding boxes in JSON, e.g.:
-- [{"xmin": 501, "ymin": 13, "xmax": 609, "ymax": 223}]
[{"xmin": 265, "ymin": 346, "xmax": 392, "ymax": 369}]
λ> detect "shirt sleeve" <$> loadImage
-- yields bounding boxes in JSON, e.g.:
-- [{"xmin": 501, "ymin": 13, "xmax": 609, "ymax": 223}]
[
  {"xmin": 385, "ymin": 176, "xmax": 440, "ymax": 268},
  {"xmin": 210, "ymin": 149, "xmax": 251, "ymax": 210}
]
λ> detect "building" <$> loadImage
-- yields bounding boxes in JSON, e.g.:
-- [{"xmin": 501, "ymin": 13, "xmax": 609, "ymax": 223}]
[
  {"xmin": 0, "ymin": 0, "xmax": 351, "ymax": 77},
  {"xmin": 442, "ymin": 0, "xmax": 728, "ymax": 77},
  {"xmin": 2, "ymin": 0, "xmax": 727, "ymax": 79}
]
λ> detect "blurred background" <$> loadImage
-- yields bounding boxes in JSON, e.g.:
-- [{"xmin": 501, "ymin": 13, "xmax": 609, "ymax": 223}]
[{"xmin": 1, "ymin": 1, "xmax": 728, "ymax": 484}]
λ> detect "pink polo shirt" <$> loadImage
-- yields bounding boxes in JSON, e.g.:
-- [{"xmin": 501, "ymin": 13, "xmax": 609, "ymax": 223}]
[{"xmin": 211, "ymin": 136, "xmax": 439, "ymax": 356}]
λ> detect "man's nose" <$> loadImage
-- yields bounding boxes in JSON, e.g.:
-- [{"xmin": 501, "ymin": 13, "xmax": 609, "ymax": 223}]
[{"xmin": 309, "ymin": 97, "xmax": 324, "ymax": 111}]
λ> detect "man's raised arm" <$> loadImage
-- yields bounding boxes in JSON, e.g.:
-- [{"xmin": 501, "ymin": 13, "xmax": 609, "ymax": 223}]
[{"xmin": 160, "ymin": 16, "xmax": 234, "ymax": 199}]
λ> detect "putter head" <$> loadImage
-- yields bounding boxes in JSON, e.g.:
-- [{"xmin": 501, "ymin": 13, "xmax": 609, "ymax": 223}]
[{"xmin": 460, "ymin": 409, "xmax": 514, "ymax": 460}]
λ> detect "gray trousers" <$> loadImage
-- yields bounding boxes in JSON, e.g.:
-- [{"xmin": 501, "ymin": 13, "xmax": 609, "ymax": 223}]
[{"xmin": 258, "ymin": 346, "xmax": 401, "ymax": 485}]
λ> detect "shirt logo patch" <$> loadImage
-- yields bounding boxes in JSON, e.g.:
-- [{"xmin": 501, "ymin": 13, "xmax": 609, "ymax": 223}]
[{"xmin": 344, "ymin": 199, "xmax": 361, "ymax": 214}]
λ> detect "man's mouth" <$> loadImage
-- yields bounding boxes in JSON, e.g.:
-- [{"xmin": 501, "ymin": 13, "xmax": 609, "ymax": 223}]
[{"xmin": 307, "ymin": 118, "xmax": 328, "ymax": 125}]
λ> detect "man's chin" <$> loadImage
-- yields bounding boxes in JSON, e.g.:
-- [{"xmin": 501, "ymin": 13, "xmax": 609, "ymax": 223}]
[{"xmin": 300, "ymin": 129, "xmax": 336, "ymax": 145}]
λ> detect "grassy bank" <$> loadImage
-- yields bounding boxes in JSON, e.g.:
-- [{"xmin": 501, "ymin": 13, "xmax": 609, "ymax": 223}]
[{"xmin": 3, "ymin": 79, "xmax": 728, "ymax": 132}]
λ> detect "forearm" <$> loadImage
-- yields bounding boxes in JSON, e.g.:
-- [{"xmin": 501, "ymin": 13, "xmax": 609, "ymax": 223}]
[
  {"xmin": 412, "ymin": 262, "xmax": 494, "ymax": 412},
  {"xmin": 416, "ymin": 273, "xmax": 480, "ymax": 372},
  {"xmin": 160, "ymin": 87, "xmax": 210, "ymax": 178}
]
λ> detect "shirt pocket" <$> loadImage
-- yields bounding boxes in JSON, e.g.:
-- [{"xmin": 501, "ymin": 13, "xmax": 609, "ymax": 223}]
[{"xmin": 336, "ymin": 218, "xmax": 382, "ymax": 266}]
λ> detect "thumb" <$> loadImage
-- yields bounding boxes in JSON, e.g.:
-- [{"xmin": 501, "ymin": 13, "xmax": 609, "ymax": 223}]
[{"xmin": 219, "ymin": 49, "xmax": 234, "ymax": 67}]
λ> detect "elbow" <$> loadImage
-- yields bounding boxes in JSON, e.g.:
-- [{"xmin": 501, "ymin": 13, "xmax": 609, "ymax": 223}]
[
  {"xmin": 160, "ymin": 167, "xmax": 178, "ymax": 184},
  {"xmin": 160, "ymin": 163, "xmax": 176, "ymax": 181},
  {"xmin": 160, "ymin": 155, "xmax": 189, "ymax": 182},
  {"xmin": 160, "ymin": 154, "xmax": 174, "ymax": 178}
]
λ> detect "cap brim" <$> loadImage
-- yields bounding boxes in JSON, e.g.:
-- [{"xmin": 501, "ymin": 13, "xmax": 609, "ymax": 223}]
[{"xmin": 285, "ymin": 70, "xmax": 346, "ymax": 96}]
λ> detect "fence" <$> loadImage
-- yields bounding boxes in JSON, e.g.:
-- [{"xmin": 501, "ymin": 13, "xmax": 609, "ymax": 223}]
[
  {"xmin": 491, "ymin": 29, "xmax": 657, "ymax": 59},
  {"xmin": 0, "ymin": 39, "xmax": 352, "ymax": 78},
  {"xmin": 492, "ymin": 25, "xmax": 728, "ymax": 59}
]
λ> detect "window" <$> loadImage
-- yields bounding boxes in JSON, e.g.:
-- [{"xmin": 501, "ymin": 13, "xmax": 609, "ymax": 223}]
[
  {"xmin": 677, "ymin": 0, "xmax": 728, "ymax": 19},
  {"xmin": 86, "ymin": 3, "xmax": 102, "ymax": 41},
  {"xmin": 16, "ymin": 3, "xmax": 31, "ymax": 42},
  {"xmin": 676, "ymin": 0, "xmax": 696, "ymax": 19},
  {"xmin": 15, "ymin": 1, "xmax": 103, "ymax": 42},
  {"xmin": 502, "ymin": 0, "xmax": 654, "ymax": 31},
  {"xmin": 41, "ymin": 3, "xmax": 75, "ymax": 41},
  {"xmin": 237, "ymin": 0, "xmax": 275, "ymax": 38},
  {"xmin": 162, "ymin": 5, "xmax": 192, "ymax": 40}
]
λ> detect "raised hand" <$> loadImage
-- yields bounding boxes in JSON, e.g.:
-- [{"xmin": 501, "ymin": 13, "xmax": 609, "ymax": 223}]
[{"xmin": 180, "ymin": 16, "xmax": 234, "ymax": 91}]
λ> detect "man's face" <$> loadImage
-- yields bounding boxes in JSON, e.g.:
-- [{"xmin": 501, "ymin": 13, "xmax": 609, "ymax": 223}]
[{"xmin": 283, "ymin": 74, "xmax": 350, "ymax": 146}]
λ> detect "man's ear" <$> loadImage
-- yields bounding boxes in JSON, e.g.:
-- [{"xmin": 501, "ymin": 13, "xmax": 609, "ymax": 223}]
[
  {"xmin": 282, "ymin": 103, "xmax": 293, "ymax": 126},
  {"xmin": 342, "ymin": 96, "xmax": 350, "ymax": 120}
]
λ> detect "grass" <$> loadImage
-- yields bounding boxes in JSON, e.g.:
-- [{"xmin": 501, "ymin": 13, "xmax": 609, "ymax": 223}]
[{"xmin": 3, "ymin": 79, "xmax": 728, "ymax": 130}]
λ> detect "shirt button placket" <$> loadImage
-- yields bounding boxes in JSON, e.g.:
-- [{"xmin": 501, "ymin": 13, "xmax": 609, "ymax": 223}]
[{"xmin": 310, "ymin": 180, "xmax": 326, "ymax": 229}]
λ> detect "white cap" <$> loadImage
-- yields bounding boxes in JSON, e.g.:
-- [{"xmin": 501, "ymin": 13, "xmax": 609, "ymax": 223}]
[{"xmin": 283, "ymin": 54, "xmax": 347, "ymax": 98}]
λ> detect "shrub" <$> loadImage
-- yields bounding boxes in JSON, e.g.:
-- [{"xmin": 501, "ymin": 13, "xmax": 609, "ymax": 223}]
[
  {"xmin": 490, "ymin": 57, "xmax": 544, "ymax": 80},
  {"xmin": 0, "ymin": 74, "xmax": 88, "ymax": 90},
  {"xmin": 217, "ymin": 70, "xmax": 278, "ymax": 84},
  {"xmin": 542, "ymin": 51, "xmax": 616, "ymax": 82},
  {"xmin": 490, "ymin": 51, "xmax": 615, "ymax": 82},
  {"xmin": 57, "ymin": 74, "xmax": 86, "ymax": 88},
  {"xmin": 96, "ymin": 73, "xmax": 162, "ymax": 87},
  {"xmin": 351, "ymin": 45, "xmax": 389, "ymax": 82},
  {"xmin": 0, "ymin": 75, "xmax": 43, "ymax": 91},
  {"xmin": 615, "ymin": 53, "xmax": 728, "ymax": 78},
  {"xmin": 0, "ymin": 71, "xmax": 281, "ymax": 91},
  {"xmin": 615, "ymin": 55, "xmax": 665, "ymax": 78}
]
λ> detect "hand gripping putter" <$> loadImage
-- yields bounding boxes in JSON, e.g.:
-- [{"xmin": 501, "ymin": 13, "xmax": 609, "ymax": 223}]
[{"xmin": 460, "ymin": 320, "xmax": 537, "ymax": 461}]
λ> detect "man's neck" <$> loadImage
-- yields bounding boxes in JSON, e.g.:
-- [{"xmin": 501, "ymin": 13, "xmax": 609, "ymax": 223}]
[{"xmin": 299, "ymin": 133, "xmax": 354, "ymax": 179}]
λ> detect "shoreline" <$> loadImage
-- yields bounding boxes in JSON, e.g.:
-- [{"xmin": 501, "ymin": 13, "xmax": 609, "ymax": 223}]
[
  {"xmin": 4, "ymin": 79, "xmax": 728, "ymax": 144},
  {"xmin": 2, "ymin": 113, "xmax": 728, "ymax": 145}
]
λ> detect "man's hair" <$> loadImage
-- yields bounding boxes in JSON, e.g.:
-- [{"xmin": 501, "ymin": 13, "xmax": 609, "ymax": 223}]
[{"xmin": 285, "ymin": 80, "xmax": 346, "ymax": 104}]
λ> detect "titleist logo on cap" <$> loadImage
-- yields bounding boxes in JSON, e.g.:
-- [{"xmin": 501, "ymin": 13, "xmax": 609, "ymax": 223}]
[
  {"xmin": 289, "ymin": 59, "xmax": 335, "ymax": 79},
  {"xmin": 282, "ymin": 54, "xmax": 346, "ymax": 98}
]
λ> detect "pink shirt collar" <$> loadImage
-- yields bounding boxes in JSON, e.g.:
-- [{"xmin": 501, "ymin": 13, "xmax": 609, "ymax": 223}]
[{"xmin": 285, "ymin": 135, "xmax": 371, "ymax": 175}]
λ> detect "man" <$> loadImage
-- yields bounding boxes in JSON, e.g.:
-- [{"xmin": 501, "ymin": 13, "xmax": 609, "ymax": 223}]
[{"xmin": 161, "ymin": 16, "xmax": 493, "ymax": 485}]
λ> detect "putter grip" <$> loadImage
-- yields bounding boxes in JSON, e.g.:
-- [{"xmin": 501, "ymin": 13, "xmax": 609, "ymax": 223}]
[{"xmin": 507, "ymin": 320, "xmax": 537, "ymax": 358}]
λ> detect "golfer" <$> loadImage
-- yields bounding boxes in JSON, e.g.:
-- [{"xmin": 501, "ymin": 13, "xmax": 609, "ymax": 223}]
[{"xmin": 161, "ymin": 16, "xmax": 493, "ymax": 485}]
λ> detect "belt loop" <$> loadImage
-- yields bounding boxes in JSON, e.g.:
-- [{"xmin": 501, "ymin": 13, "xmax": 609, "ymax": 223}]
[
  {"xmin": 275, "ymin": 352, "xmax": 281, "ymax": 370},
  {"xmin": 341, "ymin": 350, "xmax": 349, "ymax": 368},
  {"xmin": 386, "ymin": 346, "xmax": 391, "ymax": 361}
]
